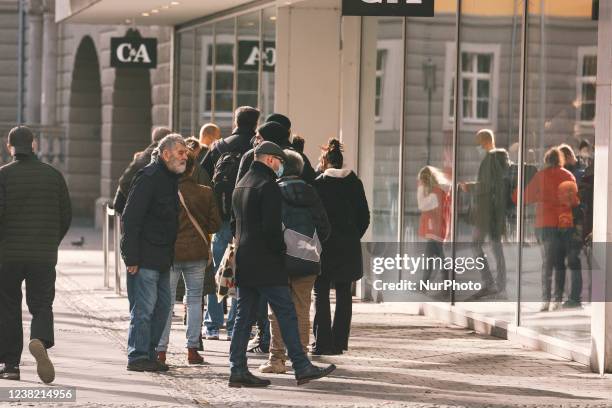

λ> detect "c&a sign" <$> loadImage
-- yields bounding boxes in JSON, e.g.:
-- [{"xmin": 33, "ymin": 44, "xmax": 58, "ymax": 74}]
[
  {"xmin": 238, "ymin": 41, "xmax": 276, "ymax": 72},
  {"xmin": 111, "ymin": 37, "xmax": 157, "ymax": 69},
  {"xmin": 342, "ymin": 0, "xmax": 434, "ymax": 17}
]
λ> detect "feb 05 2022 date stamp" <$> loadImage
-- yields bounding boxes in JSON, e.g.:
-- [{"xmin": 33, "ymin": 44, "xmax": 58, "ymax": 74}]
[{"xmin": 0, "ymin": 387, "xmax": 76, "ymax": 402}]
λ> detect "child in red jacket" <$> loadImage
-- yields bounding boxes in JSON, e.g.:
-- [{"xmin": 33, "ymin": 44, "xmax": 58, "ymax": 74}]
[{"xmin": 417, "ymin": 166, "xmax": 451, "ymax": 286}]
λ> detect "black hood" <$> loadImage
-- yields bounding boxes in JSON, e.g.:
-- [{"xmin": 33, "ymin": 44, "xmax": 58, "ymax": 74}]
[{"xmin": 278, "ymin": 176, "xmax": 317, "ymax": 207}]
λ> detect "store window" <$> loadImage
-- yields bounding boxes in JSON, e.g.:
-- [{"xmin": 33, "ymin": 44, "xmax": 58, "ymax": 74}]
[
  {"xmin": 360, "ymin": 0, "xmax": 597, "ymax": 348},
  {"xmin": 175, "ymin": 6, "xmax": 276, "ymax": 137}
]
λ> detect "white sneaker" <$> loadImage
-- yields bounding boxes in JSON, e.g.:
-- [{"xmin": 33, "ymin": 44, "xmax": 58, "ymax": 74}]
[
  {"xmin": 551, "ymin": 301, "xmax": 562, "ymax": 311},
  {"xmin": 29, "ymin": 339, "xmax": 55, "ymax": 384},
  {"xmin": 540, "ymin": 302, "xmax": 550, "ymax": 312}
]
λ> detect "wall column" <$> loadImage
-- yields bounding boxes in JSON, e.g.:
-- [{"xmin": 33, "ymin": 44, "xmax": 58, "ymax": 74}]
[
  {"xmin": 590, "ymin": 0, "xmax": 612, "ymax": 374},
  {"xmin": 25, "ymin": 0, "xmax": 42, "ymax": 124}
]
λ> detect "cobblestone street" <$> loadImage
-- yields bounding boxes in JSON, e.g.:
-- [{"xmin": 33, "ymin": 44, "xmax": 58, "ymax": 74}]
[{"xmin": 7, "ymin": 229, "xmax": 612, "ymax": 407}]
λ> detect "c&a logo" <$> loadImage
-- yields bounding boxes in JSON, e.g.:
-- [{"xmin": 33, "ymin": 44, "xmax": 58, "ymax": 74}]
[
  {"xmin": 115, "ymin": 43, "xmax": 152, "ymax": 64},
  {"xmin": 110, "ymin": 37, "xmax": 158, "ymax": 69}
]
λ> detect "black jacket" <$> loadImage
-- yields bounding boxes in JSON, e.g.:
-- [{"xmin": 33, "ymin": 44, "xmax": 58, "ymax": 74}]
[
  {"xmin": 201, "ymin": 127, "xmax": 255, "ymax": 178},
  {"xmin": 237, "ymin": 143, "xmax": 316, "ymax": 185},
  {"xmin": 121, "ymin": 157, "xmax": 180, "ymax": 273},
  {"xmin": 231, "ymin": 161, "xmax": 287, "ymax": 287},
  {"xmin": 113, "ymin": 142, "xmax": 157, "ymax": 214},
  {"xmin": 314, "ymin": 169, "xmax": 370, "ymax": 282},
  {"xmin": 471, "ymin": 149, "xmax": 510, "ymax": 237},
  {"xmin": 0, "ymin": 154, "xmax": 72, "ymax": 264},
  {"xmin": 278, "ymin": 176, "xmax": 330, "ymax": 276}
]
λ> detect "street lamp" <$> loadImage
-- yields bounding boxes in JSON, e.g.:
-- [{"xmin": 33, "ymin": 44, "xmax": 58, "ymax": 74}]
[{"xmin": 423, "ymin": 58, "xmax": 436, "ymax": 165}]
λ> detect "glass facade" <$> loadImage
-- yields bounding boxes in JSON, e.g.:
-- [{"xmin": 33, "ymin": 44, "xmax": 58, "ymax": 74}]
[
  {"xmin": 175, "ymin": 6, "xmax": 276, "ymax": 138},
  {"xmin": 360, "ymin": 0, "xmax": 597, "ymax": 348}
]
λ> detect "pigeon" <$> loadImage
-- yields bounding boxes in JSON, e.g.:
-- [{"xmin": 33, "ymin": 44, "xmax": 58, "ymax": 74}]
[{"xmin": 71, "ymin": 236, "xmax": 85, "ymax": 248}]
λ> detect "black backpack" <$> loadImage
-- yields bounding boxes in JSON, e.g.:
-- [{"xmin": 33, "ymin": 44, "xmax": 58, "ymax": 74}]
[{"xmin": 212, "ymin": 141, "xmax": 243, "ymax": 221}]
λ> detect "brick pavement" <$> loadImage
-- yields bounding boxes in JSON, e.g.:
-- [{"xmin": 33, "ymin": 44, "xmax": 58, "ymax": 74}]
[{"xmin": 6, "ymin": 229, "xmax": 612, "ymax": 407}]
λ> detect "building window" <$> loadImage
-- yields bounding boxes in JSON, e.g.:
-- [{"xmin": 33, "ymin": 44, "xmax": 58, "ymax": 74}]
[
  {"xmin": 577, "ymin": 47, "xmax": 597, "ymax": 125},
  {"xmin": 375, "ymin": 49, "xmax": 387, "ymax": 121},
  {"xmin": 202, "ymin": 40, "xmax": 234, "ymax": 119},
  {"xmin": 444, "ymin": 42, "xmax": 500, "ymax": 129}
]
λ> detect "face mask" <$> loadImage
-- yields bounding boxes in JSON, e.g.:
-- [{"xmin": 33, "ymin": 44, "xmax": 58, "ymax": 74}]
[
  {"xmin": 275, "ymin": 162, "xmax": 284, "ymax": 178},
  {"xmin": 477, "ymin": 146, "xmax": 487, "ymax": 158}
]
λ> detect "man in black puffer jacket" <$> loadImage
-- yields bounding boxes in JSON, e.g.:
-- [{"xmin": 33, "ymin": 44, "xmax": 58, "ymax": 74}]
[
  {"xmin": 121, "ymin": 134, "xmax": 187, "ymax": 373},
  {"xmin": 0, "ymin": 126, "xmax": 72, "ymax": 384}
]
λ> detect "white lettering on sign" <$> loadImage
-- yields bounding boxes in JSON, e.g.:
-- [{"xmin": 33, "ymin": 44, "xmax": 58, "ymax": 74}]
[
  {"xmin": 361, "ymin": 0, "xmax": 423, "ymax": 3},
  {"xmin": 244, "ymin": 46, "xmax": 276, "ymax": 67},
  {"xmin": 116, "ymin": 43, "xmax": 152, "ymax": 64}
]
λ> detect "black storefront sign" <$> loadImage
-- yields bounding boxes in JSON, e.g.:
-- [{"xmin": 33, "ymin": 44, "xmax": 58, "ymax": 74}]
[
  {"xmin": 342, "ymin": 0, "xmax": 434, "ymax": 17},
  {"xmin": 111, "ymin": 37, "xmax": 157, "ymax": 69},
  {"xmin": 238, "ymin": 41, "xmax": 276, "ymax": 72}
]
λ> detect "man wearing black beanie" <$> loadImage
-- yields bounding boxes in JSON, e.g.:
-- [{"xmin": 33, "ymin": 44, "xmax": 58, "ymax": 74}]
[
  {"xmin": 237, "ymin": 118, "xmax": 316, "ymax": 185},
  {"xmin": 265, "ymin": 113, "xmax": 292, "ymax": 132}
]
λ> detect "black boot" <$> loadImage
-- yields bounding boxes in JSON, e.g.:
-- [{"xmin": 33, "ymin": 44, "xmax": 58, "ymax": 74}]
[
  {"xmin": 228, "ymin": 371, "xmax": 271, "ymax": 388},
  {"xmin": 295, "ymin": 364, "xmax": 336, "ymax": 385},
  {"xmin": 127, "ymin": 359, "xmax": 159, "ymax": 372},
  {"xmin": 0, "ymin": 365, "xmax": 20, "ymax": 381}
]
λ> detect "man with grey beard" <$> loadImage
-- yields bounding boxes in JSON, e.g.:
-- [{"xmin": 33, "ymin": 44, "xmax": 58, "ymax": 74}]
[{"xmin": 121, "ymin": 134, "xmax": 188, "ymax": 372}]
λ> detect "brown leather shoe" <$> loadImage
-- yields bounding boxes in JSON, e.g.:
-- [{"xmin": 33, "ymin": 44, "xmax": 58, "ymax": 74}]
[
  {"xmin": 187, "ymin": 348, "xmax": 204, "ymax": 365},
  {"xmin": 157, "ymin": 351, "xmax": 166, "ymax": 364}
]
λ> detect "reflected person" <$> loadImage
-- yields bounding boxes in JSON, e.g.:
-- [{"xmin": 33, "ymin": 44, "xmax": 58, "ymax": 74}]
[{"xmin": 459, "ymin": 129, "xmax": 509, "ymax": 299}]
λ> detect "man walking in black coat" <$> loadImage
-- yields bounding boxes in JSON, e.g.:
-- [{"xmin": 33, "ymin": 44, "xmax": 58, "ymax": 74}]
[
  {"xmin": 0, "ymin": 126, "xmax": 72, "ymax": 383},
  {"xmin": 229, "ymin": 141, "xmax": 335, "ymax": 387},
  {"xmin": 121, "ymin": 134, "xmax": 188, "ymax": 372}
]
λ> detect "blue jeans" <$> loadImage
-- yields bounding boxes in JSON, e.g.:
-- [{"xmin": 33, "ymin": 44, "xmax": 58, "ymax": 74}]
[
  {"xmin": 229, "ymin": 286, "xmax": 311, "ymax": 375},
  {"xmin": 127, "ymin": 268, "xmax": 171, "ymax": 363},
  {"xmin": 255, "ymin": 297, "xmax": 270, "ymax": 347},
  {"xmin": 204, "ymin": 221, "xmax": 237, "ymax": 334},
  {"xmin": 537, "ymin": 227, "xmax": 567, "ymax": 302},
  {"xmin": 157, "ymin": 260, "xmax": 205, "ymax": 352}
]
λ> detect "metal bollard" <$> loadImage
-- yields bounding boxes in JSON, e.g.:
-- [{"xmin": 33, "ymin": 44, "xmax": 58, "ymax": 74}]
[
  {"xmin": 103, "ymin": 204, "xmax": 110, "ymax": 288},
  {"xmin": 114, "ymin": 213, "xmax": 121, "ymax": 295}
]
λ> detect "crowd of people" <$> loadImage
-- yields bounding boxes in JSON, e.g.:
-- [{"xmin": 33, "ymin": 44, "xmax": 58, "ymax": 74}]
[
  {"xmin": 0, "ymin": 112, "xmax": 592, "ymax": 386},
  {"xmin": 116, "ymin": 106, "xmax": 371, "ymax": 387},
  {"xmin": 420, "ymin": 128, "xmax": 594, "ymax": 310}
]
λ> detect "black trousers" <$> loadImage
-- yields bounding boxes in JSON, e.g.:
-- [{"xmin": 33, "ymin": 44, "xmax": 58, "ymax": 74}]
[
  {"xmin": 0, "ymin": 263, "xmax": 56, "ymax": 366},
  {"xmin": 313, "ymin": 275, "xmax": 352, "ymax": 352}
]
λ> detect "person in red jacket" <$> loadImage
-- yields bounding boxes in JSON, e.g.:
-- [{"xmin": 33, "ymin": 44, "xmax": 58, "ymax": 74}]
[
  {"xmin": 417, "ymin": 166, "xmax": 451, "ymax": 287},
  {"xmin": 515, "ymin": 147, "xmax": 579, "ymax": 312}
]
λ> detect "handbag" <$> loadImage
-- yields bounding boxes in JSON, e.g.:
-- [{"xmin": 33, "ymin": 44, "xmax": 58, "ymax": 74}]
[
  {"xmin": 215, "ymin": 240, "xmax": 237, "ymax": 302},
  {"xmin": 178, "ymin": 191, "xmax": 213, "ymax": 267}
]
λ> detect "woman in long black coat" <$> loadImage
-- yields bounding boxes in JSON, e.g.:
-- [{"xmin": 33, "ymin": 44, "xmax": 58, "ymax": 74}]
[{"xmin": 312, "ymin": 138, "xmax": 370, "ymax": 355}]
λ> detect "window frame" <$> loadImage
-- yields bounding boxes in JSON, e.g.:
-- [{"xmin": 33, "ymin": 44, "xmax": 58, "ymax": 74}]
[
  {"xmin": 374, "ymin": 39, "xmax": 403, "ymax": 131},
  {"xmin": 200, "ymin": 33, "xmax": 235, "ymax": 120},
  {"xmin": 374, "ymin": 49, "xmax": 387, "ymax": 122},
  {"xmin": 576, "ymin": 46, "xmax": 597, "ymax": 127},
  {"xmin": 443, "ymin": 42, "xmax": 501, "ymax": 131}
]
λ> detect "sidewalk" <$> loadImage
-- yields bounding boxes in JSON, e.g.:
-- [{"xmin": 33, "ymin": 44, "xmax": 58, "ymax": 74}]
[{"xmin": 8, "ymin": 225, "xmax": 612, "ymax": 407}]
